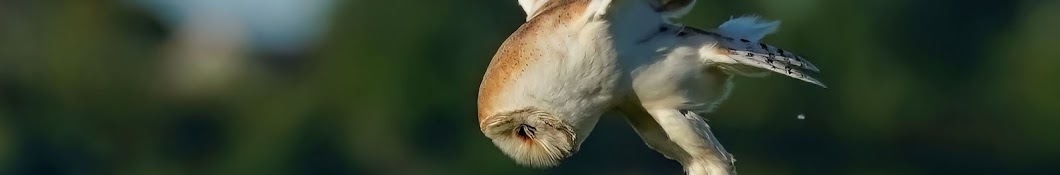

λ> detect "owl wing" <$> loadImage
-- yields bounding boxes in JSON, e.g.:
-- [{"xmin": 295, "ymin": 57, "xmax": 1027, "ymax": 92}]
[
  {"xmin": 649, "ymin": 16, "xmax": 824, "ymax": 88},
  {"xmin": 690, "ymin": 26, "xmax": 826, "ymax": 87}
]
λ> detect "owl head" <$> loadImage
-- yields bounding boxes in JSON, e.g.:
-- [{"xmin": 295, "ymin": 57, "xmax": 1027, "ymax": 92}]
[
  {"xmin": 477, "ymin": 0, "xmax": 697, "ymax": 168},
  {"xmin": 479, "ymin": 108, "xmax": 579, "ymax": 167}
]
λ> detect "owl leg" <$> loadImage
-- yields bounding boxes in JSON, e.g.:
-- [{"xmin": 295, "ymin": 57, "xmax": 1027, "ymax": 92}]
[
  {"xmin": 645, "ymin": 108, "xmax": 735, "ymax": 175},
  {"xmin": 617, "ymin": 104, "xmax": 693, "ymax": 164}
]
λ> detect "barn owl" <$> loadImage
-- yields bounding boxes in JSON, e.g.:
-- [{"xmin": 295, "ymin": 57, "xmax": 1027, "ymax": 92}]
[{"xmin": 477, "ymin": 0, "xmax": 824, "ymax": 174}]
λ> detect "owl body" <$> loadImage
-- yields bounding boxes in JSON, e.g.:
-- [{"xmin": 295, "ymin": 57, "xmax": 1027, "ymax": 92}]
[{"xmin": 478, "ymin": 0, "xmax": 823, "ymax": 174}]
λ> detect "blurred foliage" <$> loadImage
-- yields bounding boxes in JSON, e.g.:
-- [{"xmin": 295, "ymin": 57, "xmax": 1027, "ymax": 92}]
[{"xmin": 2, "ymin": 0, "xmax": 1060, "ymax": 175}]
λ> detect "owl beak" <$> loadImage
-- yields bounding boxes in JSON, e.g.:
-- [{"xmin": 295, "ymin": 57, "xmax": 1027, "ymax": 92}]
[{"xmin": 515, "ymin": 124, "xmax": 537, "ymax": 142}]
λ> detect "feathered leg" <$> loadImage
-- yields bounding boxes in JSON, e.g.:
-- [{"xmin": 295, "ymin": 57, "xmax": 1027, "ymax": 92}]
[
  {"xmin": 618, "ymin": 102, "xmax": 692, "ymax": 164},
  {"xmin": 645, "ymin": 108, "xmax": 735, "ymax": 175}
]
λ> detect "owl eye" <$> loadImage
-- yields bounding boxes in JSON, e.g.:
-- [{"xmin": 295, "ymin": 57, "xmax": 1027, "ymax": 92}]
[{"xmin": 514, "ymin": 124, "xmax": 537, "ymax": 140}]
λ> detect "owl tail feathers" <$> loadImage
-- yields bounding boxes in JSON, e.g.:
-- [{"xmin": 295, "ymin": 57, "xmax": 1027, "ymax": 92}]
[{"xmin": 715, "ymin": 15, "xmax": 779, "ymax": 41}]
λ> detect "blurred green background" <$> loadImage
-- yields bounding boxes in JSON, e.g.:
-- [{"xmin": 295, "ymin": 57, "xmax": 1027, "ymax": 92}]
[{"xmin": 1, "ymin": 0, "xmax": 1059, "ymax": 174}]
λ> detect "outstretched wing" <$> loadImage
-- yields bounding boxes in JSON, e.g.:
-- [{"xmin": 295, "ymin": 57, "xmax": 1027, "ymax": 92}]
[
  {"xmin": 688, "ymin": 27, "xmax": 826, "ymax": 87},
  {"xmin": 635, "ymin": 23, "xmax": 825, "ymax": 87},
  {"xmin": 688, "ymin": 16, "xmax": 825, "ymax": 87}
]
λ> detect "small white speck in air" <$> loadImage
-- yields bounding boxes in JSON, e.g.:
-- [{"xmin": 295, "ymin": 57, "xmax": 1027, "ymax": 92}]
[{"xmin": 797, "ymin": 114, "xmax": 806, "ymax": 120}]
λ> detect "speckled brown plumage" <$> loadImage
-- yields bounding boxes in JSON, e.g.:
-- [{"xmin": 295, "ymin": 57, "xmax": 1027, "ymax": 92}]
[{"xmin": 478, "ymin": 0, "xmax": 591, "ymax": 123}]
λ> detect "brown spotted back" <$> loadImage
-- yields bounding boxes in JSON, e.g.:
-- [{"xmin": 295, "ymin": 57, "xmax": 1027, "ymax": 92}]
[{"xmin": 477, "ymin": 0, "xmax": 593, "ymax": 122}]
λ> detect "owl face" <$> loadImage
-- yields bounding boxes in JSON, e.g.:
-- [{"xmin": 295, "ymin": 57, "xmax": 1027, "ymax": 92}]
[{"xmin": 480, "ymin": 109, "xmax": 578, "ymax": 167}]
